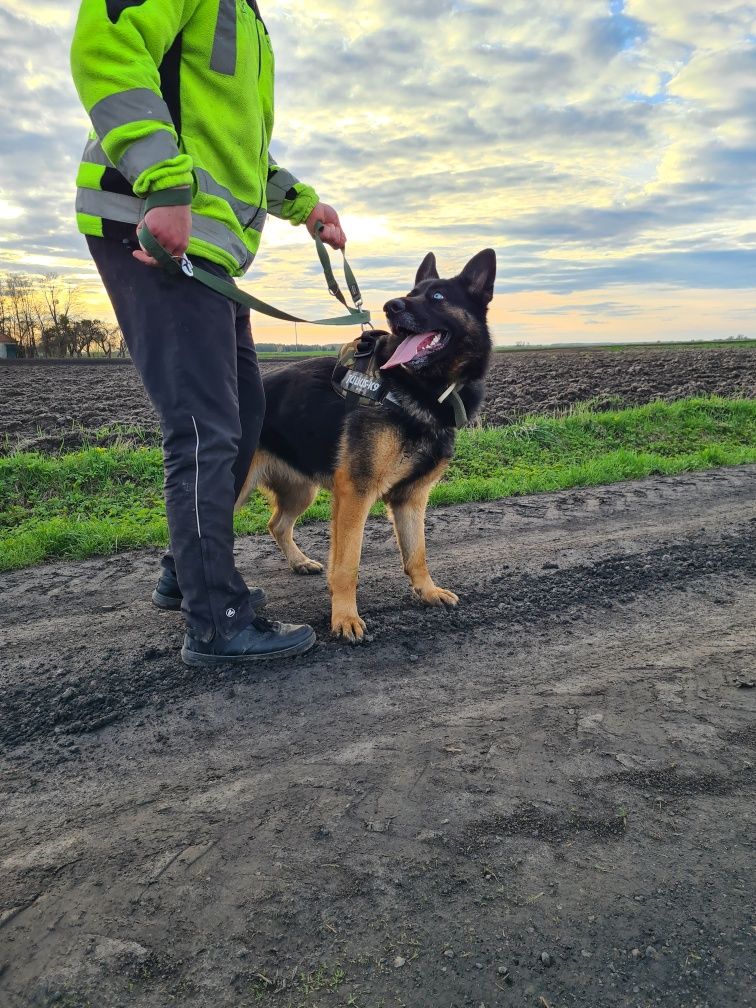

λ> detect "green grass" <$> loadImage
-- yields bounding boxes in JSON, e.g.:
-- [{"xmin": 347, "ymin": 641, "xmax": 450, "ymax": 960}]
[{"xmin": 1, "ymin": 397, "xmax": 754, "ymax": 572}]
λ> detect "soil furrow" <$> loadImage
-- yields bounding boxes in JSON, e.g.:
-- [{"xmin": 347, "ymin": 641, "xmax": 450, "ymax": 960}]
[{"xmin": 3, "ymin": 345, "xmax": 755, "ymax": 452}]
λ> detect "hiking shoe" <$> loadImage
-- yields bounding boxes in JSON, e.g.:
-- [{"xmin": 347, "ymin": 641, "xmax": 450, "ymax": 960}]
[
  {"xmin": 181, "ymin": 615, "xmax": 316, "ymax": 667},
  {"xmin": 152, "ymin": 567, "xmax": 267, "ymax": 612}
]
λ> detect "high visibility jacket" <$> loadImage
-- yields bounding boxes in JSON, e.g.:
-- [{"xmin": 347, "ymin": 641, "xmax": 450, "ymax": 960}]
[{"xmin": 70, "ymin": 0, "xmax": 319, "ymax": 277}]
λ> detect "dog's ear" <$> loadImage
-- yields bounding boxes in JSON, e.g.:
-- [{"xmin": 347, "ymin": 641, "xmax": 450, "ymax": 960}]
[
  {"xmin": 415, "ymin": 252, "xmax": 439, "ymax": 285},
  {"xmin": 460, "ymin": 249, "xmax": 497, "ymax": 304}
]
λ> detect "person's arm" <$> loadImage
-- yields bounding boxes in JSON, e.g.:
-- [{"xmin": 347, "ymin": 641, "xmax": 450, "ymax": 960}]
[
  {"xmin": 266, "ymin": 156, "xmax": 319, "ymax": 226},
  {"xmin": 71, "ymin": 0, "xmax": 195, "ymax": 200},
  {"xmin": 267, "ymin": 157, "xmax": 346, "ymax": 250},
  {"xmin": 71, "ymin": 0, "xmax": 197, "ymax": 261}
]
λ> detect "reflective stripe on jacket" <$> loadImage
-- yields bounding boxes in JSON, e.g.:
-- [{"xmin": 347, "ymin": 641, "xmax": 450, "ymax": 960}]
[{"xmin": 70, "ymin": 0, "xmax": 319, "ymax": 276}]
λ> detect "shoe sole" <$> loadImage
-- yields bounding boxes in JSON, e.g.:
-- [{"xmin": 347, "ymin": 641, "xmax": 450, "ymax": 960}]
[
  {"xmin": 181, "ymin": 631, "xmax": 316, "ymax": 667},
  {"xmin": 151, "ymin": 589, "xmax": 182, "ymax": 611},
  {"xmin": 152, "ymin": 587, "xmax": 267, "ymax": 612}
]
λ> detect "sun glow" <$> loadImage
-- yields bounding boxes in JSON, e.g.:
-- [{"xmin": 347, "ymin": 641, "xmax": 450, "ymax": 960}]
[{"xmin": 0, "ymin": 200, "xmax": 25, "ymax": 221}]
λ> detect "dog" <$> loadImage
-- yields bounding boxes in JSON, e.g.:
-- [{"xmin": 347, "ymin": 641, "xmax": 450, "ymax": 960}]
[{"xmin": 236, "ymin": 248, "xmax": 496, "ymax": 641}]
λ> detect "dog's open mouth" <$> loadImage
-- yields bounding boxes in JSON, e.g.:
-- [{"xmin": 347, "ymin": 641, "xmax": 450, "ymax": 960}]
[{"xmin": 381, "ymin": 329, "xmax": 450, "ymax": 370}]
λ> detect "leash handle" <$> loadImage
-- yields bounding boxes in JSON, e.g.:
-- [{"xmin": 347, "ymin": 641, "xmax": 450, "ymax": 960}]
[
  {"xmin": 136, "ymin": 223, "xmax": 186, "ymax": 273},
  {"xmin": 135, "ymin": 222, "xmax": 371, "ymax": 327},
  {"xmin": 313, "ymin": 221, "xmax": 364, "ymax": 311}
]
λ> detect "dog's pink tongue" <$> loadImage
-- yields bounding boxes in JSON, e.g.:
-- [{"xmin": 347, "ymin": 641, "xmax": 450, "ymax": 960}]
[{"xmin": 381, "ymin": 332, "xmax": 435, "ymax": 370}]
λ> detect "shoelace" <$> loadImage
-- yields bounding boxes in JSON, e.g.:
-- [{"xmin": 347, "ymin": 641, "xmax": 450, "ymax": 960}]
[{"xmin": 251, "ymin": 615, "xmax": 280, "ymax": 633}]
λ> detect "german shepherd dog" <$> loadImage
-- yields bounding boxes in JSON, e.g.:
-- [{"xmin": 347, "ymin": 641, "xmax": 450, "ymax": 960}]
[{"xmin": 236, "ymin": 248, "xmax": 496, "ymax": 641}]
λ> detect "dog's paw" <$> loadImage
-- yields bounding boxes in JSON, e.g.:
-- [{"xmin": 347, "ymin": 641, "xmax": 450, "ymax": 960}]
[
  {"xmin": 332, "ymin": 611, "xmax": 368, "ymax": 643},
  {"xmin": 293, "ymin": 559, "xmax": 324, "ymax": 576},
  {"xmin": 414, "ymin": 585, "xmax": 460, "ymax": 608}
]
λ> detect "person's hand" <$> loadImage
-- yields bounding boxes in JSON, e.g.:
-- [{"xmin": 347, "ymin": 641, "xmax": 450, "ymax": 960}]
[
  {"xmin": 306, "ymin": 203, "xmax": 346, "ymax": 251},
  {"xmin": 133, "ymin": 202, "xmax": 192, "ymax": 267}
]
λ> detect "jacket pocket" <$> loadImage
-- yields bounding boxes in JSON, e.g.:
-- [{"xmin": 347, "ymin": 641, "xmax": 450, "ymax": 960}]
[{"xmin": 210, "ymin": 0, "xmax": 237, "ymax": 75}]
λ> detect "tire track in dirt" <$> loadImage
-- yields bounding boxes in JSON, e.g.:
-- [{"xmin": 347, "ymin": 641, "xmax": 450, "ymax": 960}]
[
  {"xmin": 1, "ymin": 468, "xmax": 754, "ymax": 754},
  {"xmin": 1, "ymin": 526, "xmax": 752, "ymax": 752}
]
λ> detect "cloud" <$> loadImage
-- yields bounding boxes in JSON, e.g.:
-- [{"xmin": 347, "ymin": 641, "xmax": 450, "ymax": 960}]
[{"xmin": 0, "ymin": 0, "xmax": 753, "ymax": 344}]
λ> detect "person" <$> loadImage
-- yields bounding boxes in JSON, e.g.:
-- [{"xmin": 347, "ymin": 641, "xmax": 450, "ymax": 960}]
[{"xmin": 70, "ymin": 0, "xmax": 346, "ymax": 666}]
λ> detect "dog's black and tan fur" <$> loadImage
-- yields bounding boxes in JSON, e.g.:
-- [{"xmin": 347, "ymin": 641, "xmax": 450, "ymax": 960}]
[{"xmin": 236, "ymin": 248, "xmax": 497, "ymax": 640}]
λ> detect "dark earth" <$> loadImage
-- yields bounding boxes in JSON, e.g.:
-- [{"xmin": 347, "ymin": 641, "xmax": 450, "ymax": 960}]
[
  {"xmin": 1, "ymin": 347, "xmax": 755, "ymax": 1006},
  {"xmin": 1, "ymin": 462, "xmax": 755, "ymax": 1008},
  {"xmin": 2, "ymin": 344, "xmax": 755, "ymax": 455}
]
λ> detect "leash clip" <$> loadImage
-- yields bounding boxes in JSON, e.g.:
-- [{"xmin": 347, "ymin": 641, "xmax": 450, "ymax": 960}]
[{"xmin": 175, "ymin": 254, "xmax": 194, "ymax": 277}]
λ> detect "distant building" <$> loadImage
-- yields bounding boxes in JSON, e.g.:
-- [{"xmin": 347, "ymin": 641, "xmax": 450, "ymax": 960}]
[{"xmin": 0, "ymin": 341, "xmax": 20, "ymax": 359}]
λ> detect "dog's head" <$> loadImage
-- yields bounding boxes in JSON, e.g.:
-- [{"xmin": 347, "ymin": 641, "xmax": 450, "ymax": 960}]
[{"xmin": 380, "ymin": 249, "xmax": 496, "ymax": 383}]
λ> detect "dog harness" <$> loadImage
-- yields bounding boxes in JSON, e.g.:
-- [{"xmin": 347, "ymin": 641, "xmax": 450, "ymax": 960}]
[
  {"xmin": 331, "ymin": 337, "xmax": 397, "ymax": 409},
  {"xmin": 331, "ymin": 334, "xmax": 469, "ymax": 428}
]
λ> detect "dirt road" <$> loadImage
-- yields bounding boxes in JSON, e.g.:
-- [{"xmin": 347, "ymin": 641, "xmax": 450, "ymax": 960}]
[{"xmin": 1, "ymin": 467, "xmax": 755, "ymax": 1008}]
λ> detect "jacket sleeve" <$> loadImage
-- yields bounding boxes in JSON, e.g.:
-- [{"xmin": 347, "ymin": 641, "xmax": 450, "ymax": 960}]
[
  {"xmin": 266, "ymin": 156, "xmax": 319, "ymax": 226},
  {"xmin": 70, "ymin": 0, "xmax": 196, "ymax": 197}
]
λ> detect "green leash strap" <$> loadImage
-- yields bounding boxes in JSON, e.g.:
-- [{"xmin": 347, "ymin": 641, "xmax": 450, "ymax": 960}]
[
  {"xmin": 136, "ymin": 221, "xmax": 371, "ymax": 328},
  {"xmin": 313, "ymin": 227, "xmax": 364, "ymax": 311}
]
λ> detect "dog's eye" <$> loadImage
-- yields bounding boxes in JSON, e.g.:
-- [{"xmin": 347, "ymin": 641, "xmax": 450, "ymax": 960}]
[{"xmin": 432, "ymin": 292, "xmax": 445, "ymax": 301}]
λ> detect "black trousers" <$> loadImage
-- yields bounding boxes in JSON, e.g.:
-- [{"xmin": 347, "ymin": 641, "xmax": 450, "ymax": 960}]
[{"xmin": 87, "ymin": 236, "xmax": 265, "ymax": 642}]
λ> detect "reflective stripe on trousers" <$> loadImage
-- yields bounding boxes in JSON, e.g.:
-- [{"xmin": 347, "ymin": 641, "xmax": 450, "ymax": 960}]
[{"xmin": 85, "ymin": 235, "xmax": 265, "ymax": 641}]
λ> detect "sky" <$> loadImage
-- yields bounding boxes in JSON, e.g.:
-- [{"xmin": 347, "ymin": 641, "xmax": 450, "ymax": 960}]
[{"xmin": 0, "ymin": 0, "xmax": 754, "ymax": 345}]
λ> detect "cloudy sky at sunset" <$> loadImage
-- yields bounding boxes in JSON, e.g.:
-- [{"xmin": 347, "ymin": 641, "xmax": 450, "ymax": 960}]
[{"xmin": 0, "ymin": 0, "xmax": 754, "ymax": 345}]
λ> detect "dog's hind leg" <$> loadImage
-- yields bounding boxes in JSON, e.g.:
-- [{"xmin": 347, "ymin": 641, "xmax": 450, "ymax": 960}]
[
  {"xmin": 265, "ymin": 473, "xmax": 324, "ymax": 575},
  {"xmin": 234, "ymin": 449, "xmax": 266, "ymax": 511},
  {"xmin": 236, "ymin": 449, "xmax": 324, "ymax": 574},
  {"xmin": 385, "ymin": 463, "xmax": 459, "ymax": 608}
]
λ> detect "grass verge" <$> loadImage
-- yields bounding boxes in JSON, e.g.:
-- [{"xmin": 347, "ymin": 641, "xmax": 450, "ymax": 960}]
[{"xmin": 1, "ymin": 397, "xmax": 754, "ymax": 572}]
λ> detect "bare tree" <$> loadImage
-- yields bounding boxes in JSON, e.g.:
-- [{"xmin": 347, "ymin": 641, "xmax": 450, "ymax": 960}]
[
  {"xmin": 0, "ymin": 271, "xmax": 123, "ymax": 358},
  {"xmin": 74, "ymin": 318, "xmax": 113, "ymax": 357},
  {"xmin": 103, "ymin": 323, "xmax": 123, "ymax": 357},
  {"xmin": 0, "ymin": 274, "xmax": 39, "ymax": 356},
  {"xmin": 35, "ymin": 275, "xmax": 82, "ymax": 356}
]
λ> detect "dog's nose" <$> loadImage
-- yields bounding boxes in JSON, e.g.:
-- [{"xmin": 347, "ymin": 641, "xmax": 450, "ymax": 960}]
[{"xmin": 384, "ymin": 298, "xmax": 405, "ymax": 316}]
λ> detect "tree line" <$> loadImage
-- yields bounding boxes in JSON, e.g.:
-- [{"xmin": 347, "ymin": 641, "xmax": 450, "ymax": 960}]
[
  {"xmin": 254, "ymin": 342, "xmax": 341, "ymax": 353},
  {"xmin": 0, "ymin": 273, "xmax": 125, "ymax": 358},
  {"xmin": 0, "ymin": 274, "xmax": 346, "ymax": 358}
]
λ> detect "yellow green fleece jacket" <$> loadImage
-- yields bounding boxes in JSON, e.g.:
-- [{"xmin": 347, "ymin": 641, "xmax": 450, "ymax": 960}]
[{"xmin": 71, "ymin": 0, "xmax": 320, "ymax": 276}]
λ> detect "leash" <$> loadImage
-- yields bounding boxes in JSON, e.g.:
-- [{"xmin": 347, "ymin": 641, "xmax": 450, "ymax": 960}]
[
  {"xmin": 136, "ymin": 221, "xmax": 371, "ymax": 328},
  {"xmin": 137, "ymin": 220, "xmax": 470, "ymax": 426}
]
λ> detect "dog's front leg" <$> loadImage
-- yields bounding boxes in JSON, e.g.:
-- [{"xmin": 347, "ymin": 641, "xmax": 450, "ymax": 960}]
[
  {"xmin": 387, "ymin": 467, "xmax": 459, "ymax": 608},
  {"xmin": 329, "ymin": 467, "xmax": 374, "ymax": 642}
]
